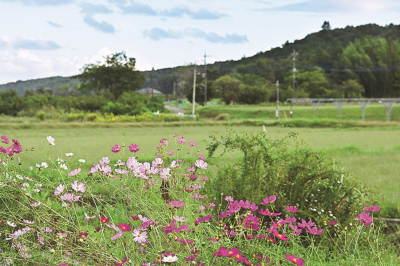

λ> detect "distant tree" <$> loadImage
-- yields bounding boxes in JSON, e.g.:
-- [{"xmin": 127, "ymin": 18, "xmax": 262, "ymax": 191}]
[
  {"xmin": 212, "ymin": 75, "xmax": 243, "ymax": 104},
  {"xmin": 333, "ymin": 79, "xmax": 365, "ymax": 98},
  {"xmin": 322, "ymin": 21, "xmax": 331, "ymax": 31},
  {"xmin": 73, "ymin": 52, "xmax": 145, "ymax": 101}
]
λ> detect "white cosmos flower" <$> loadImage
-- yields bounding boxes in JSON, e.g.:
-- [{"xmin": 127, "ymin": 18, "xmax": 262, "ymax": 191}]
[
  {"xmin": 78, "ymin": 159, "xmax": 85, "ymax": 163},
  {"xmin": 162, "ymin": 255, "xmax": 178, "ymax": 263},
  {"xmin": 65, "ymin": 153, "xmax": 74, "ymax": 157},
  {"xmin": 47, "ymin": 136, "xmax": 55, "ymax": 146}
]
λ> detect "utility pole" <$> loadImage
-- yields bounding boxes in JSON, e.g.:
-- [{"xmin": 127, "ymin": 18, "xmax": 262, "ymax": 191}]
[
  {"xmin": 291, "ymin": 49, "xmax": 298, "ymax": 118},
  {"xmin": 204, "ymin": 51, "xmax": 207, "ymax": 105},
  {"xmin": 151, "ymin": 67, "xmax": 154, "ymax": 97},
  {"xmin": 192, "ymin": 65, "xmax": 197, "ymax": 117},
  {"xmin": 276, "ymin": 80, "xmax": 279, "ymax": 119}
]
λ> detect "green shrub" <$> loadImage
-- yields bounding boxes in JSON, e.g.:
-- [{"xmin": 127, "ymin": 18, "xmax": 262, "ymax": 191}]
[
  {"xmin": 36, "ymin": 110, "xmax": 46, "ymax": 121},
  {"xmin": 77, "ymin": 113, "xmax": 85, "ymax": 121},
  {"xmin": 207, "ymin": 130, "xmax": 372, "ymax": 227},
  {"xmin": 86, "ymin": 113, "xmax": 98, "ymax": 121},
  {"xmin": 66, "ymin": 113, "xmax": 78, "ymax": 122}
]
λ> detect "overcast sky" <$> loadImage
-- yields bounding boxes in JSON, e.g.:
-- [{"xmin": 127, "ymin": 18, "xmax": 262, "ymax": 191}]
[{"xmin": 0, "ymin": 0, "xmax": 399, "ymax": 84}]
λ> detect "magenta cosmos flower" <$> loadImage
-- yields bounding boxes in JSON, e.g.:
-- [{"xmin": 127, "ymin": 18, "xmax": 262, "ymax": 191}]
[
  {"xmin": 357, "ymin": 212, "xmax": 373, "ymax": 226},
  {"xmin": 116, "ymin": 257, "xmax": 128, "ymax": 266},
  {"xmin": 118, "ymin": 223, "xmax": 131, "ymax": 232},
  {"xmin": 129, "ymin": 144, "xmax": 139, "ymax": 153},
  {"xmin": 100, "ymin": 217, "xmax": 109, "ymax": 223},
  {"xmin": 178, "ymin": 137, "xmax": 186, "ymax": 144},
  {"xmin": 364, "ymin": 205, "xmax": 380, "ymax": 212},
  {"xmin": 111, "ymin": 144, "xmax": 121, "ymax": 153},
  {"xmin": 71, "ymin": 180, "xmax": 86, "ymax": 193},
  {"xmin": 306, "ymin": 226, "xmax": 323, "ymax": 235},
  {"xmin": 68, "ymin": 168, "xmax": 81, "ymax": 177},
  {"xmin": 285, "ymin": 254, "xmax": 305, "ymax": 266},
  {"xmin": 1, "ymin": 135, "xmax": 9, "ymax": 144}
]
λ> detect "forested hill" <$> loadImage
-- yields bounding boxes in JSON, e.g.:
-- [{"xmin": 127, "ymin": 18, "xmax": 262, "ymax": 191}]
[
  {"xmin": 143, "ymin": 23, "xmax": 400, "ymax": 103},
  {"xmin": 2, "ymin": 23, "xmax": 400, "ymax": 101}
]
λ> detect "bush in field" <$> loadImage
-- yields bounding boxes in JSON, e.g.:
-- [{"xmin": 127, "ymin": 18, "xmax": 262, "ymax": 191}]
[
  {"xmin": 0, "ymin": 133, "xmax": 397, "ymax": 266},
  {"xmin": 66, "ymin": 113, "xmax": 79, "ymax": 122},
  {"xmin": 35, "ymin": 111, "xmax": 46, "ymax": 121},
  {"xmin": 86, "ymin": 113, "xmax": 98, "ymax": 121},
  {"xmin": 207, "ymin": 130, "xmax": 374, "ymax": 227}
]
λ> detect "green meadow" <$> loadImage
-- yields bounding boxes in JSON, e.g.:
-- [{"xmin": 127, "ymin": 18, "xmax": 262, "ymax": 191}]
[{"xmin": 3, "ymin": 124, "xmax": 400, "ymax": 218}]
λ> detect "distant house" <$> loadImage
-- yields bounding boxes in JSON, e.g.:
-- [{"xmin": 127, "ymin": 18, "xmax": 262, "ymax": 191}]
[{"xmin": 137, "ymin": 88, "xmax": 163, "ymax": 95}]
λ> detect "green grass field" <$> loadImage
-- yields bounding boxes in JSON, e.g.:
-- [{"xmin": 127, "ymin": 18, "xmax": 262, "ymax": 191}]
[
  {"xmin": 2, "ymin": 124, "xmax": 399, "ymax": 217},
  {"xmin": 190, "ymin": 102, "xmax": 400, "ymax": 122}
]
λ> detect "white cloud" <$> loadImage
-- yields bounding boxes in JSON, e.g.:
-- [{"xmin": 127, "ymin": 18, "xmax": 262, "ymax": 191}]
[{"xmin": 0, "ymin": 47, "xmax": 114, "ymax": 84}]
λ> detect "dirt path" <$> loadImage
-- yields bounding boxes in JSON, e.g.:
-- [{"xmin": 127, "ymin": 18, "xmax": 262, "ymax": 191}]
[{"xmin": 164, "ymin": 104, "xmax": 186, "ymax": 114}]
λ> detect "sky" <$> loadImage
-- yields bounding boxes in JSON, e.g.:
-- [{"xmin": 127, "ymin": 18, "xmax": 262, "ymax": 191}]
[{"xmin": 0, "ymin": 0, "xmax": 400, "ymax": 84}]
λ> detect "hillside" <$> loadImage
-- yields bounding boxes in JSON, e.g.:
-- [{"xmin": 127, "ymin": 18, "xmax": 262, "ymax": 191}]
[{"xmin": 2, "ymin": 23, "xmax": 400, "ymax": 99}]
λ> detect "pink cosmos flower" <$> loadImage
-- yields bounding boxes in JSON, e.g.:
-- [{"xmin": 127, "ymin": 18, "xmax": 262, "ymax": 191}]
[
  {"xmin": 306, "ymin": 226, "xmax": 323, "ymax": 235},
  {"xmin": 60, "ymin": 193, "xmax": 74, "ymax": 202},
  {"xmin": 186, "ymin": 166, "xmax": 195, "ymax": 172},
  {"xmin": 71, "ymin": 180, "xmax": 86, "ymax": 193},
  {"xmin": 132, "ymin": 229, "xmax": 147, "ymax": 243},
  {"xmin": 129, "ymin": 144, "xmax": 140, "ymax": 153},
  {"xmin": 197, "ymin": 154, "xmax": 205, "ymax": 160},
  {"xmin": 167, "ymin": 151, "xmax": 174, "ymax": 155},
  {"xmin": 111, "ymin": 231, "xmax": 123, "ymax": 240},
  {"xmin": 79, "ymin": 232, "xmax": 88, "ymax": 239},
  {"xmin": 286, "ymin": 206, "xmax": 298, "ymax": 213},
  {"xmin": 54, "ymin": 185, "xmax": 65, "ymax": 195},
  {"xmin": 30, "ymin": 202, "xmax": 41, "ymax": 207},
  {"xmin": 200, "ymin": 177, "xmax": 208, "ymax": 181},
  {"xmin": 178, "ymin": 137, "xmax": 186, "ymax": 144},
  {"xmin": 329, "ymin": 221, "xmax": 337, "ymax": 226},
  {"xmin": 297, "ymin": 220, "xmax": 315, "ymax": 228},
  {"xmin": 24, "ymin": 176, "xmax": 34, "ymax": 181},
  {"xmin": 42, "ymin": 227, "xmax": 53, "ymax": 233},
  {"xmin": 57, "ymin": 233, "xmax": 67, "ymax": 237},
  {"xmin": 170, "ymin": 160, "xmax": 179, "ymax": 168},
  {"xmin": 169, "ymin": 201, "xmax": 184, "ymax": 209},
  {"xmin": 118, "ymin": 223, "xmax": 131, "ymax": 232},
  {"xmin": 189, "ymin": 141, "xmax": 196, "ymax": 147},
  {"xmin": 84, "ymin": 212, "xmax": 95, "ymax": 221},
  {"xmin": 68, "ymin": 168, "xmax": 81, "ymax": 177},
  {"xmin": 173, "ymin": 216, "xmax": 188, "ymax": 222},
  {"xmin": 111, "ymin": 144, "xmax": 121, "ymax": 153},
  {"xmin": 100, "ymin": 157, "xmax": 110, "ymax": 165},
  {"xmin": 260, "ymin": 195, "xmax": 276, "ymax": 205},
  {"xmin": 7, "ymin": 221, "xmax": 16, "ymax": 227},
  {"xmin": 209, "ymin": 203, "xmax": 216, "ymax": 208},
  {"xmin": 198, "ymin": 205, "xmax": 205, "ymax": 212},
  {"xmin": 225, "ymin": 196, "xmax": 234, "ymax": 202},
  {"xmin": 195, "ymin": 160, "xmax": 207, "ymax": 169},
  {"xmin": 1, "ymin": 135, "xmax": 9, "ymax": 144},
  {"xmin": 357, "ymin": 212, "xmax": 373, "ymax": 226},
  {"xmin": 285, "ymin": 254, "xmax": 305, "ymax": 266},
  {"xmin": 23, "ymin": 219, "xmax": 34, "ymax": 224},
  {"xmin": 47, "ymin": 136, "xmax": 55, "ymax": 146},
  {"xmin": 364, "ymin": 205, "xmax": 380, "ymax": 212}
]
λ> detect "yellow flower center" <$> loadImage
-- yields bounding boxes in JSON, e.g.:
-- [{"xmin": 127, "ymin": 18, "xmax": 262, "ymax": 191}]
[
  {"xmin": 236, "ymin": 255, "xmax": 240, "ymax": 259},
  {"xmin": 123, "ymin": 226, "xmax": 125, "ymax": 230},
  {"xmin": 293, "ymin": 259, "xmax": 297, "ymax": 262},
  {"xmin": 229, "ymin": 251, "xmax": 233, "ymax": 255},
  {"xmin": 138, "ymin": 234, "xmax": 141, "ymax": 237},
  {"xmin": 77, "ymin": 186, "xmax": 79, "ymax": 189},
  {"xmin": 278, "ymin": 234, "xmax": 282, "ymax": 238}
]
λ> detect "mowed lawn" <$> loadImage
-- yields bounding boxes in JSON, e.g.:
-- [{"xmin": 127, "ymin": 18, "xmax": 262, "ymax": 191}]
[{"xmin": 2, "ymin": 125, "xmax": 400, "ymax": 214}]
